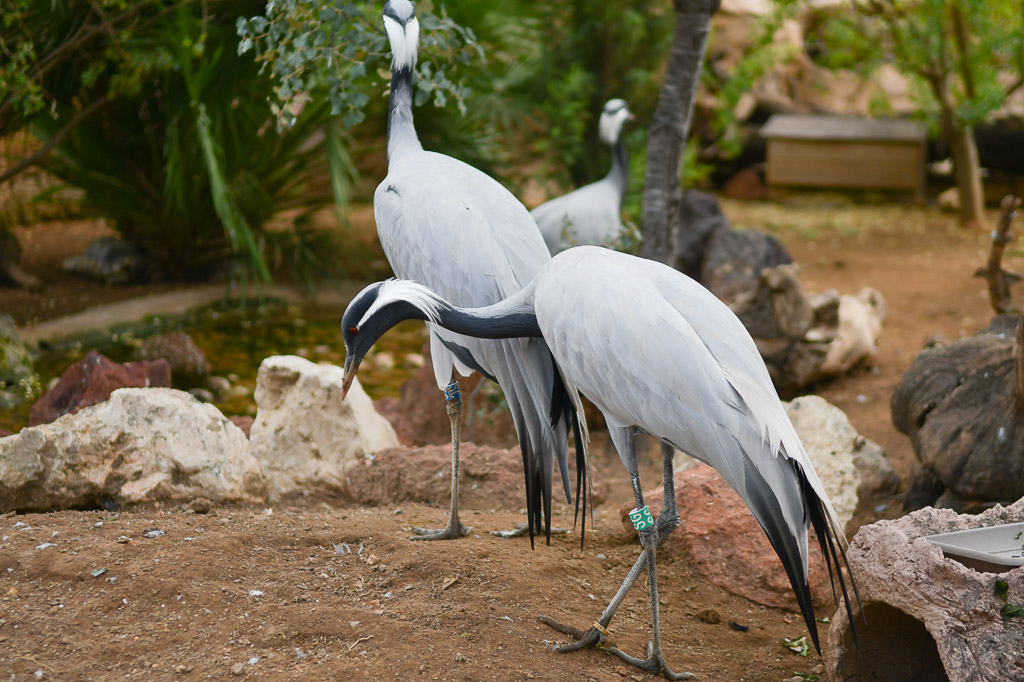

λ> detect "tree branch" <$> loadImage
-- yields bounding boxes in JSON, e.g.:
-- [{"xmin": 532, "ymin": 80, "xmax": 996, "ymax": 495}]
[
  {"xmin": 0, "ymin": 95, "xmax": 109, "ymax": 185},
  {"xmin": 985, "ymin": 195, "xmax": 1021, "ymax": 315},
  {"xmin": 949, "ymin": 4, "xmax": 975, "ymax": 99}
]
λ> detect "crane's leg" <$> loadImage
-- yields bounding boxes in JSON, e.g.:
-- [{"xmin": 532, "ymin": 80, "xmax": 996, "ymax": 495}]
[
  {"xmin": 410, "ymin": 379, "xmax": 472, "ymax": 540},
  {"xmin": 656, "ymin": 442, "xmax": 681, "ymax": 542},
  {"xmin": 538, "ymin": 429, "xmax": 694, "ymax": 680}
]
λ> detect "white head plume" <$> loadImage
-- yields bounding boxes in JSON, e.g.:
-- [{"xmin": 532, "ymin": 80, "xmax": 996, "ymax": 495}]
[
  {"xmin": 359, "ymin": 279, "xmax": 443, "ymax": 327},
  {"xmin": 599, "ymin": 99, "xmax": 630, "ymax": 145},
  {"xmin": 382, "ymin": 14, "xmax": 419, "ymax": 72}
]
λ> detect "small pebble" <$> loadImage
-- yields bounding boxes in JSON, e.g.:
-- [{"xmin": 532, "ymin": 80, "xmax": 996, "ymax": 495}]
[
  {"xmin": 230, "ymin": 662, "xmax": 245, "ymax": 675},
  {"xmin": 116, "ymin": 535, "xmax": 131, "ymax": 544},
  {"xmin": 144, "ymin": 529, "xmax": 165, "ymax": 539}
]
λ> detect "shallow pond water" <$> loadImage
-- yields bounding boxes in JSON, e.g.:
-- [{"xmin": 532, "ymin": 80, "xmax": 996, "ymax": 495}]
[{"xmin": 0, "ymin": 298, "xmax": 428, "ymax": 433}]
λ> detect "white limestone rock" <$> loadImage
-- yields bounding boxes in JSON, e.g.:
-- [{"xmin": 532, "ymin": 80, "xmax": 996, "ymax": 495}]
[
  {"xmin": 0, "ymin": 387, "xmax": 266, "ymax": 511},
  {"xmin": 819, "ymin": 287, "xmax": 886, "ymax": 377},
  {"xmin": 785, "ymin": 395, "xmax": 898, "ymax": 531},
  {"xmin": 249, "ymin": 355, "xmax": 398, "ymax": 499}
]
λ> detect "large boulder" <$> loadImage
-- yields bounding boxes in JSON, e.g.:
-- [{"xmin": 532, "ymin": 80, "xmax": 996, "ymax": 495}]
[
  {"xmin": 0, "ymin": 388, "xmax": 266, "ymax": 511},
  {"xmin": 893, "ymin": 314, "xmax": 1024, "ymax": 511},
  {"xmin": 732, "ymin": 265, "xmax": 886, "ymax": 396},
  {"xmin": 672, "ymin": 189, "xmax": 734, "ymax": 279},
  {"xmin": 249, "ymin": 355, "xmax": 399, "ymax": 499},
  {"xmin": 701, "ymin": 222, "xmax": 793, "ymax": 305},
  {"xmin": 827, "ymin": 499, "xmax": 1024, "ymax": 682},
  {"xmin": 0, "ymin": 313, "xmax": 35, "ymax": 410},
  {"xmin": 27, "ymin": 350, "xmax": 171, "ymax": 426}
]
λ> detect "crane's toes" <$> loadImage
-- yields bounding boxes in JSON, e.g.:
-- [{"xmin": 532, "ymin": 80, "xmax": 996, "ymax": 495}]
[
  {"xmin": 607, "ymin": 642, "xmax": 696, "ymax": 680},
  {"xmin": 490, "ymin": 523, "xmax": 569, "ymax": 539},
  {"xmin": 409, "ymin": 521, "xmax": 472, "ymax": 541},
  {"xmin": 536, "ymin": 616, "xmax": 605, "ymax": 651}
]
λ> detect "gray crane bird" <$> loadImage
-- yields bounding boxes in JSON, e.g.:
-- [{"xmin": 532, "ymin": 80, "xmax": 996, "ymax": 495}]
[
  {"xmin": 531, "ymin": 99, "xmax": 632, "ymax": 254},
  {"xmin": 339, "ymin": 245, "xmax": 859, "ymax": 679},
  {"xmin": 372, "ymin": 0, "xmax": 585, "ymax": 545}
]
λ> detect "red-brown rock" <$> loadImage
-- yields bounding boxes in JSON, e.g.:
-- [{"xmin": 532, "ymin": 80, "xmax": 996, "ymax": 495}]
[
  {"xmin": 0, "ymin": 426, "xmax": 12, "ymax": 437},
  {"xmin": 134, "ymin": 333, "xmax": 210, "ymax": 388},
  {"xmin": 27, "ymin": 350, "xmax": 172, "ymax": 426},
  {"xmin": 345, "ymin": 443, "xmax": 606, "ymax": 512},
  {"xmin": 619, "ymin": 462, "xmax": 832, "ymax": 609},
  {"xmin": 721, "ymin": 167, "xmax": 766, "ymax": 200},
  {"xmin": 229, "ymin": 415, "xmax": 254, "ymax": 438}
]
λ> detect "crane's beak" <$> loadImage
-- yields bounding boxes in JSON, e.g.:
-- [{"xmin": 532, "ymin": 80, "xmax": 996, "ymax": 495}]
[{"xmin": 341, "ymin": 356, "xmax": 360, "ymax": 400}]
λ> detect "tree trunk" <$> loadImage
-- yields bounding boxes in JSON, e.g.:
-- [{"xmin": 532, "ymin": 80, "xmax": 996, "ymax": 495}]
[
  {"xmin": 949, "ymin": 125, "xmax": 987, "ymax": 229},
  {"xmin": 934, "ymin": 87, "xmax": 987, "ymax": 230},
  {"xmin": 639, "ymin": 0, "xmax": 720, "ymax": 265}
]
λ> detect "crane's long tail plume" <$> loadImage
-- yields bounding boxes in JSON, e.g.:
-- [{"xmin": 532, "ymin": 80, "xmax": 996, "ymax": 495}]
[
  {"xmin": 550, "ymin": 364, "xmax": 592, "ymax": 550},
  {"xmin": 742, "ymin": 458, "xmax": 861, "ymax": 654},
  {"xmin": 801, "ymin": 468, "xmax": 863, "ymax": 653}
]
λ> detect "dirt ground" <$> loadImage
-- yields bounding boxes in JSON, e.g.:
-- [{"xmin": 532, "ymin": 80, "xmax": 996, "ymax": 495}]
[{"xmin": 0, "ymin": 195, "xmax": 1015, "ymax": 681}]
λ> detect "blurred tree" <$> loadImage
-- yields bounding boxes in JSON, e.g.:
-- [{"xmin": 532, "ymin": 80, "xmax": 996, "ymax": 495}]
[
  {"xmin": 640, "ymin": 0, "xmax": 720, "ymax": 265},
  {"xmin": 812, "ymin": 0, "xmax": 1024, "ymax": 229}
]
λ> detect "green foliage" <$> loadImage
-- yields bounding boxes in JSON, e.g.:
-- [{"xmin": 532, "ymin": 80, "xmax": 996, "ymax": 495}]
[
  {"xmin": 3, "ymin": 0, "xmax": 358, "ymax": 282},
  {"xmin": 995, "ymin": 578, "xmax": 1024, "ymax": 622},
  {"xmin": 809, "ymin": 0, "xmax": 1024, "ymax": 130},
  {"xmin": 236, "ymin": 0, "xmax": 482, "ymax": 131}
]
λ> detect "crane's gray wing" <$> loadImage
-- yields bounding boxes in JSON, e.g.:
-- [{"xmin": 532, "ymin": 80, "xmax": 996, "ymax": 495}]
[
  {"xmin": 535, "ymin": 247, "xmax": 836, "ymax": 541},
  {"xmin": 374, "ymin": 151, "xmax": 579, "ymax": 512},
  {"xmin": 531, "ymin": 179, "xmax": 622, "ymax": 253}
]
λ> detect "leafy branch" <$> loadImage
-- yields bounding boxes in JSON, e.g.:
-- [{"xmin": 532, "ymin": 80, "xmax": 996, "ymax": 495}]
[{"xmin": 237, "ymin": 0, "xmax": 482, "ymax": 130}]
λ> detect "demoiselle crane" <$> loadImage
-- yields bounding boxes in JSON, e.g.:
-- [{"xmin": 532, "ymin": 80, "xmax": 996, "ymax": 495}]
[
  {"xmin": 374, "ymin": 0, "xmax": 585, "ymax": 544},
  {"xmin": 531, "ymin": 100, "xmax": 632, "ymax": 253},
  {"xmin": 339, "ymin": 245, "xmax": 859, "ymax": 679}
]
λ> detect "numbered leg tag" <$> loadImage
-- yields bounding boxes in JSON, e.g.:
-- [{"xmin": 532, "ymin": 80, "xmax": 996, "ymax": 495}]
[
  {"xmin": 444, "ymin": 382, "xmax": 461, "ymax": 402},
  {"xmin": 629, "ymin": 505, "xmax": 654, "ymax": 532}
]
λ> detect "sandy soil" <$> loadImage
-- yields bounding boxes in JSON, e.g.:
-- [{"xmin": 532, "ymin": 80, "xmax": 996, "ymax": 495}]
[{"xmin": 0, "ymin": 196, "xmax": 1016, "ymax": 681}]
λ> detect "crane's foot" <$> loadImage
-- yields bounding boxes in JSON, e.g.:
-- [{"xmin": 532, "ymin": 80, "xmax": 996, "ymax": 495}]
[
  {"xmin": 606, "ymin": 641, "xmax": 696, "ymax": 680},
  {"xmin": 536, "ymin": 616, "xmax": 606, "ymax": 652},
  {"xmin": 409, "ymin": 519, "xmax": 472, "ymax": 541},
  {"xmin": 490, "ymin": 523, "xmax": 569, "ymax": 539}
]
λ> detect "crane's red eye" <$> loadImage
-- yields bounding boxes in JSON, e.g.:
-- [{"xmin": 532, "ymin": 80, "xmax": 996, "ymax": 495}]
[{"xmin": 348, "ymin": 326, "xmax": 359, "ymax": 336}]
